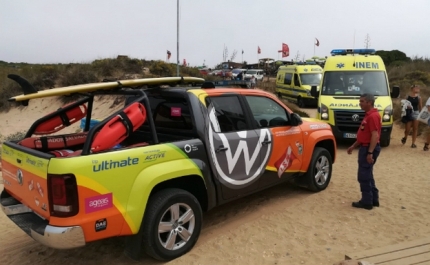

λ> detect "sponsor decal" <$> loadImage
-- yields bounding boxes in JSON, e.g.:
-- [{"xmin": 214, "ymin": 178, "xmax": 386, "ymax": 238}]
[
  {"xmin": 207, "ymin": 104, "xmax": 272, "ymax": 187},
  {"xmin": 275, "ymin": 145, "xmax": 296, "ymax": 178},
  {"xmin": 296, "ymin": 141, "xmax": 303, "ymax": 155},
  {"xmin": 34, "ymin": 197, "xmax": 40, "ymax": 207},
  {"xmin": 27, "ymin": 178, "xmax": 32, "ymax": 190},
  {"xmin": 36, "ymin": 182, "xmax": 44, "ymax": 197},
  {"xmin": 329, "ymin": 103, "xmax": 382, "ymax": 108},
  {"xmin": 274, "ymin": 128, "xmax": 301, "ymax": 136},
  {"xmin": 16, "ymin": 169, "xmax": 23, "ymax": 185},
  {"xmin": 95, "ymin": 218, "xmax": 107, "ymax": 232},
  {"xmin": 41, "ymin": 203, "xmax": 47, "ymax": 211},
  {"xmin": 92, "ymin": 157, "xmax": 139, "ymax": 172},
  {"xmin": 144, "ymin": 151, "xmax": 166, "ymax": 162},
  {"xmin": 171, "ymin": 107, "xmax": 182, "ymax": 117},
  {"xmin": 309, "ymin": 124, "xmax": 330, "ymax": 130},
  {"xmin": 184, "ymin": 144, "xmax": 198, "ymax": 153},
  {"xmin": 85, "ymin": 193, "xmax": 113, "ymax": 213}
]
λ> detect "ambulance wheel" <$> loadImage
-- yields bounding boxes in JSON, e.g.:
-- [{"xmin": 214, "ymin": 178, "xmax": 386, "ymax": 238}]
[
  {"xmin": 301, "ymin": 147, "xmax": 332, "ymax": 192},
  {"xmin": 297, "ymin": 97, "xmax": 305, "ymax": 108},
  {"xmin": 141, "ymin": 188, "xmax": 202, "ymax": 261}
]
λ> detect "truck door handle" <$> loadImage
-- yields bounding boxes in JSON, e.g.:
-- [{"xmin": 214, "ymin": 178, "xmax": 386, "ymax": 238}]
[
  {"xmin": 215, "ymin": 146, "xmax": 228, "ymax": 153},
  {"xmin": 262, "ymin": 140, "xmax": 272, "ymax": 146}
]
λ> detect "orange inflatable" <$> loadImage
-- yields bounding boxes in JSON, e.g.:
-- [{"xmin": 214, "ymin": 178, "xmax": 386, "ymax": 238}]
[
  {"xmin": 91, "ymin": 102, "xmax": 147, "ymax": 153},
  {"xmin": 19, "ymin": 132, "xmax": 88, "ymax": 151},
  {"xmin": 34, "ymin": 103, "xmax": 87, "ymax": 135}
]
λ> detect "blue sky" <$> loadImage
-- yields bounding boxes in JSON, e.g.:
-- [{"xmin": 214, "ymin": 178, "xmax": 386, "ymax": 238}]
[{"xmin": 1, "ymin": 0, "xmax": 429, "ymax": 68}]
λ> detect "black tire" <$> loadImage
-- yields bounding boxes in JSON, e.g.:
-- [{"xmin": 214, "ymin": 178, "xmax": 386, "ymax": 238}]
[
  {"xmin": 142, "ymin": 188, "xmax": 202, "ymax": 261},
  {"xmin": 380, "ymin": 138, "xmax": 390, "ymax": 147},
  {"xmin": 301, "ymin": 147, "xmax": 333, "ymax": 192},
  {"xmin": 297, "ymin": 97, "xmax": 305, "ymax": 108}
]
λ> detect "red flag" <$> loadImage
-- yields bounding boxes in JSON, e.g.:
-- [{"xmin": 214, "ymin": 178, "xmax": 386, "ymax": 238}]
[
  {"xmin": 278, "ymin": 43, "xmax": 289, "ymax": 58},
  {"xmin": 183, "ymin": 59, "xmax": 187, "ymax": 66},
  {"xmin": 257, "ymin": 46, "xmax": 261, "ymax": 54},
  {"xmin": 167, "ymin": 50, "xmax": 171, "ymax": 59},
  {"xmin": 315, "ymin": 38, "xmax": 320, "ymax": 47}
]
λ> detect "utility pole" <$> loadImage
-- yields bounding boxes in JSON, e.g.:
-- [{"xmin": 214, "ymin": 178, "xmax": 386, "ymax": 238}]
[
  {"xmin": 364, "ymin": 33, "xmax": 371, "ymax": 49},
  {"xmin": 176, "ymin": 0, "xmax": 180, "ymax": 76}
]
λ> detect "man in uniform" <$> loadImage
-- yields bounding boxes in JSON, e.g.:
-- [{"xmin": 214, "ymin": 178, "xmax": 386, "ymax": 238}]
[{"xmin": 347, "ymin": 94, "xmax": 382, "ymax": 210}]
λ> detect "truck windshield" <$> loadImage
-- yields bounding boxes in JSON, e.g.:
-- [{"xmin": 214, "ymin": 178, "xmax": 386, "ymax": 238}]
[
  {"xmin": 321, "ymin": 71, "xmax": 389, "ymax": 96},
  {"xmin": 300, "ymin": 73, "xmax": 322, "ymax": 85}
]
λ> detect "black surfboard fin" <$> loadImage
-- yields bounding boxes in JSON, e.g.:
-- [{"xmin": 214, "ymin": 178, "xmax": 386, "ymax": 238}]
[{"xmin": 7, "ymin": 74, "xmax": 38, "ymax": 95}]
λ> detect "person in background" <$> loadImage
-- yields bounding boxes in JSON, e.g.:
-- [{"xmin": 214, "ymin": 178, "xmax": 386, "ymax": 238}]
[
  {"xmin": 237, "ymin": 71, "xmax": 243, "ymax": 81},
  {"xmin": 424, "ymin": 96, "xmax": 430, "ymax": 151},
  {"xmin": 250, "ymin": 75, "xmax": 256, "ymax": 88},
  {"xmin": 401, "ymin": 85, "xmax": 422, "ymax": 148},
  {"xmin": 347, "ymin": 94, "xmax": 381, "ymax": 210}
]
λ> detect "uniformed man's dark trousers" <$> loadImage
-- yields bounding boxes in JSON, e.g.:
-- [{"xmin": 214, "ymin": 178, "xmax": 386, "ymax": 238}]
[{"xmin": 357, "ymin": 144, "xmax": 381, "ymax": 205}]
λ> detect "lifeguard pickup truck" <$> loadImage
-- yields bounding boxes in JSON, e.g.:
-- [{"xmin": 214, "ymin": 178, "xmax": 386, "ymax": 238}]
[
  {"xmin": 1, "ymin": 75, "xmax": 336, "ymax": 262},
  {"xmin": 311, "ymin": 49, "xmax": 400, "ymax": 147}
]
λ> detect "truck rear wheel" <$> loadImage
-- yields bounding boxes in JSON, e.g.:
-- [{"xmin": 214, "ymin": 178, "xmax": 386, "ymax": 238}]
[
  {"xmin": 142, "ymin": 188, "xmax": 202, "ymax": 261},
  {"xmin": 301, "ymin": 147, "xmax": 333, "ymax": 192}
]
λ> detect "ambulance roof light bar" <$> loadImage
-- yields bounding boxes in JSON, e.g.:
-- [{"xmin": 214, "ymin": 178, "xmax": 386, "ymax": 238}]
[{"xmin": 330, "ymin": 49, "xmax": 376, "ymax": 56}]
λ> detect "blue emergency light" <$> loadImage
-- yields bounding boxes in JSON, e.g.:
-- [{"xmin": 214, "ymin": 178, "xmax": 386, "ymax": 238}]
[{"xmin": 330, "ymin": 49, "xmax": 376, "ymax": 56}]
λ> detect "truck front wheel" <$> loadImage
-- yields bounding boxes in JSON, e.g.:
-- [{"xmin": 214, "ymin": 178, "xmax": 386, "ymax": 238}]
[
  {"xmin": 142, "ymin": 188, "xmax": 203, "ymax": 261},
  {"xmin": 301, "ymin": 147, "xmax": 333, "ymax": 192}
]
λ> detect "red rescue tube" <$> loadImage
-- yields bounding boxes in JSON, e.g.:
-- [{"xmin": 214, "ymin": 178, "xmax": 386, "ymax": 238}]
[
  {"xmin": 18, "ymin": 132, "xmax": 88, "ymax": 150},
  {"xmin": 91, "ymin": 102, "xmax": 147, "ymax": 153},
  {"xmin": 34, "ymin": 103, "xmax": 87, "ymax": 135}
]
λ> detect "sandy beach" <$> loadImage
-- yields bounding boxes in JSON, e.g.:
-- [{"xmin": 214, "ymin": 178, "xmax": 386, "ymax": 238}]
[{"xmin": 0, "ymin": 96, "xmax": 429, "ymax": 265}]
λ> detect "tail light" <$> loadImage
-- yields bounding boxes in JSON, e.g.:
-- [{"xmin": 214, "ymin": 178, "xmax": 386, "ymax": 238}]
[{"xmin": 48, "ymin": 174, "xmax": 79, "ymax": 217}]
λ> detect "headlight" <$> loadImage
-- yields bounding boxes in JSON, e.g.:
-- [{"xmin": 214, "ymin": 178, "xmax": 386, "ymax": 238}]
[
  {"xmin": 321, "ymin": 103, "xmax": 329, "ymax": 120},
  {"xmin": 382, "ymin": 105, "xmax": 392, "ymax": 122}
]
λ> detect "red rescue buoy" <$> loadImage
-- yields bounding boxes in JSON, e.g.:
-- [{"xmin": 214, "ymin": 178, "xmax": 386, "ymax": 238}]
[
  {"xmin": 91, "ymin": 102, "xmax": 147, "ymax": 153},
  {"xmin": 34, "ymin": 103, "xmax": 87, "ymax": 135},
  {"xmin": 19, "ymin": 132, "xmax": 88, "ymax": 151}
]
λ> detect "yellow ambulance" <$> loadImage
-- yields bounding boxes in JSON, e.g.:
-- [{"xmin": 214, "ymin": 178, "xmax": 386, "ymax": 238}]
[
  {"xmin": 275, "ymin": 63, "xmax": 322, "ymax": 107},
  {"xmin": 310, "ymin": 49, "xmax": 399, "ymax": 147}
]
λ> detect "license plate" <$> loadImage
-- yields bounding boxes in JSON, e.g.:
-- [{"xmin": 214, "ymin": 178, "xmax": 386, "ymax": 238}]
[{"xmin": 343, "ymin": 133, "xmax": 357, "ymax": 138}]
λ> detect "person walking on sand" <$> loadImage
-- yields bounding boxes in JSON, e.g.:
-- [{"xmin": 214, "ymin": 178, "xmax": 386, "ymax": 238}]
[
  {"xmin": 424, "ymin": 96, "xmax": 430, "ymax": 151},
  {"xmin": 401, "ymin": 84, "xmax": 422, "ymax": 148},
  {"xmin": 347, "ymin": 94, "xmax": 381, "ymax": 210}
]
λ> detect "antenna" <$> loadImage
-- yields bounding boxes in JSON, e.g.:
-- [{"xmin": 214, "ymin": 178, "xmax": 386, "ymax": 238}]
[
  {"xmin": 364, "ymin": 33, "xmax": 371, "ymax": 48},
  {"xmin": 353, "ymin": 29, "xmax": 356, "ymax": 49}
]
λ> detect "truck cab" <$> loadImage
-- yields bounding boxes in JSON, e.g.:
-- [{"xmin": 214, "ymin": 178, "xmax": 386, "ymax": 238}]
[{"xmin": 311, "ymin": 48, "xmax": 400, "ymax": 147}]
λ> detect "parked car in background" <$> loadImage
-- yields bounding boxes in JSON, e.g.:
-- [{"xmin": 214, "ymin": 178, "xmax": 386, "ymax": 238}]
[
  {"xmin": 244, "ymin": 69, "xmax": 265, "ymax": 81},
  {"xmin": 231, "ymin": 69, "xmax": 247, "ymax": 79}
]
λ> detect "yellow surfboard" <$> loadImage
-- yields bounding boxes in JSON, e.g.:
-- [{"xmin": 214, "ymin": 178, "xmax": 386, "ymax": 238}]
[{"xmin": 8, "ymin": 76, "xmax": 205, "ymax": 102}]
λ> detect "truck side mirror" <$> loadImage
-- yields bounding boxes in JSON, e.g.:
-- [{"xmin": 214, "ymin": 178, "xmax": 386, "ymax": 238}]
[
  {"xmin": 391, "ymin": 86, "xmax": 400, "ymax": 99},
  {"xmin": 291, "ymin": 113, "xmax": 303, "ymax": 126},
  {"xmin": 311, "ymin": 86, "xmax": 318, "ymax": 97}
]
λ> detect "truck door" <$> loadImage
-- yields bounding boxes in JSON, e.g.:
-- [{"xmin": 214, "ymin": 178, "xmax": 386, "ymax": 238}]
[
  {"xmin": 204, "ymin": 94, "xmax": 267, "ymax": 200},
  {"xmin": 243, "ymin": 95, "xmax": 304, "ymax": 188}
]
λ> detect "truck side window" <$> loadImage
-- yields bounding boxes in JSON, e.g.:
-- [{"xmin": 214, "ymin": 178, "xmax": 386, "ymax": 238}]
[
  {"xmin": 206, "ymin": 96, "xmax": 248, "ymax": 133},
  {"xmin": 284, "ymin": 73, "xmax": 292, "ymax": 85},
  {"xmin": 245, "ymin": 96, "xmax": 289, "ymax": 128}
]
